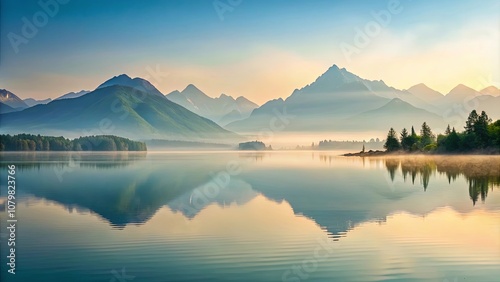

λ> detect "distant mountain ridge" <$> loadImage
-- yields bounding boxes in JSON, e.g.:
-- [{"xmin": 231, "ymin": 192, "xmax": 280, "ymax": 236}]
[
  {"xmin": 23, "ymin": 98, "xmax": 52, "ymax": 107},
  {"xmin": 56, "ymin": 90, "xmax": 90, "ymax": 100},
  {"xmin": 166, "ymin": 84, "xmax": 258, "ymax": 125},
  {"xmin": 345, "ymin": 98, "xmax": 446, "ymax": 131}
]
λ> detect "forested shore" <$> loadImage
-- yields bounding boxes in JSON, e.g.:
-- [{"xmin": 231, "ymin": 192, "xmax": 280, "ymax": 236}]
[{"xmin": 0, "ymin": 134, "xmax": 147, "ymax": 151}]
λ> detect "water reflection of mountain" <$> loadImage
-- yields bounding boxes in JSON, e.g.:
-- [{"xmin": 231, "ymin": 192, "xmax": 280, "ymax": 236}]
[
  {"xmin": 13, "ymin": 153, "xmax": 234, "ymax": 227},
  {"xmin": 12, "ymin": 154, "xmax": 500, "ymax": 240},
  {"xmin": 379, "ymin": 156, "xmax": 500, "ymax": 205}
]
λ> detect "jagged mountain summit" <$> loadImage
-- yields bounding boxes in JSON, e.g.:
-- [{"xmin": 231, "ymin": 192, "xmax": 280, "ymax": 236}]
[
  {"xmin": 166, "ymin": 84, "xmax": 258, "ymax": 125},
  {"xmin": 227, "ymin": 65, "xmax": 448, "ymax": 133}
]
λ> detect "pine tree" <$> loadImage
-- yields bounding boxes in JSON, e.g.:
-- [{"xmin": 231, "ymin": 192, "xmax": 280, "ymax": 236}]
[
  {"xmin": 420, "ymin": 122, "xmax": 434, "ymax": 148},
  {"xmin": 445, "ymin": 128, "xmax": 460, "ymax": 152},
  {"xmin": 400, "ymin": 128, "xmax": 410, "ymax": 151},
  {"xmin": 465, "ymin": 110, "xmax": 479, "ymax": 134},
  {"xmin": 445, "ymin": 124, "xmax": 451, "ymax": 135},
  {"xmin": 384, "ymin": 128, "xmax": 401, "ymax": 152},
  {"xmin": 476, "ymin": 111, "xmax": 492, "ymax": 148}
]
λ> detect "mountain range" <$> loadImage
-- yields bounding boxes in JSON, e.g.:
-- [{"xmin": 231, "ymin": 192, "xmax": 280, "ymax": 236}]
[
  {"xmin": 1, "ymin": 65, "xmax": 498, "ymax": 141},
  {"xmin": 0, "ymin": 75, "xmax": 239, "ymax": 141},
  {"xmin": 166, "ymin": 84, "xmax": 259, "ymax": 126},
  {"xmin": 226, "ymin": 65, "xmax": 500, "ymax": 133}
]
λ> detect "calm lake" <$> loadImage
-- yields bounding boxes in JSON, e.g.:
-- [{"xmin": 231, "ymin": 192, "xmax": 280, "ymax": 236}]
[{"xmin": 0, "ymin": 152, "xmax": 499, "ymax": 282}]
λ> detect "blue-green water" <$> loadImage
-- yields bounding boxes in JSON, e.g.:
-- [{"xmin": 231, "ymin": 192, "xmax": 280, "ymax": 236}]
[{"xmin": 0, "ymin": 152, "xmax": 499, "ymax": 282}]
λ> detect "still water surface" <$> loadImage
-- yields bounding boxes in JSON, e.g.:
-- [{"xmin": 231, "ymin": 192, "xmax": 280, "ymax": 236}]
[{"xmin": 0, "ymin": 152, "xmax": 499, "ymax": 282}]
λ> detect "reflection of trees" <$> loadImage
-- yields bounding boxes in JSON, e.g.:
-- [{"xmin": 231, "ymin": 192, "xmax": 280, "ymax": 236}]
[
  {"xmin": 382, "ymin": 156, "xmax": 500, "ymax": 204},
  {"xmin": 385, "ymin": 159, "xmax": 399, "ymax": 182},
  {"xmin": 319, "ymin": 154, "xmax": 334, "ymax": 165},
  {"xmin": 0, "ymin": 152, "xmax": 147, "ymax": 170},
  {"xmin": 238, "ymin": 152, "xmax": 267, "ymax": 162}
]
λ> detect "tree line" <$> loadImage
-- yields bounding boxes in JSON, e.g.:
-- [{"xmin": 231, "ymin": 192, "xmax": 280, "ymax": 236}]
[
  {"xmin": 384, "ymin": 110, "xmax": 500, "ymax": 154},
  {"xmin": 0, "ymin": 134, "xmax": 147, "ymax": 151}
]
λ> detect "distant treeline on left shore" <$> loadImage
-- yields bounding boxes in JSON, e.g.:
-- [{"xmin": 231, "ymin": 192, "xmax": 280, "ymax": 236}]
[{"xmin": 0, "ymin": 134, "xmax": 147, "ymax": 151}]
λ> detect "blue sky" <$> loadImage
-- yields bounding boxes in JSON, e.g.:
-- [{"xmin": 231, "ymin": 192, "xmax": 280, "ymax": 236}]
[{"xmin": 1, "ymin": 0, "xmax": 498, "ymax": 103}]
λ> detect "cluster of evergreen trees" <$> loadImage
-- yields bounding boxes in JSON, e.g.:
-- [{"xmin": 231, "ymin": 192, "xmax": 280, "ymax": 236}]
[
  {"xmin": 384, "ymin": 110, "xmax": 500, "ymax": 153},
  {"xmin": 238, "ymin": 141, "xmax": 271, "ymax": 150},
  {"xmin": 0, "ymin": 134, "xmax": 147, "ymax": 151}
]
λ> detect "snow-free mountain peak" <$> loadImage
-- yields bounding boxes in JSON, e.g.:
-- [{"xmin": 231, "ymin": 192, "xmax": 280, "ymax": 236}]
[
  {"xmin": 407, "ymin": 83, "xmax": 443, "ymax": 102},
  {"xmin": 97, "ymin": 74, "xmax": 164, "ymax": 97},
  {"xmin": 447, "ymin": 84, "xmax": 478, "ymax": 96},
  {"xmin": 0, "ymin": 89, "xmax": 29, "ymax": 109},
  {"xmin": 480, "ymin": 86, "xmax": 500, "ymax": 96}
]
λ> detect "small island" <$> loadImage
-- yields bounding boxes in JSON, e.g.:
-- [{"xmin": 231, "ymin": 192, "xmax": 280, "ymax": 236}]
[
  {"xmin": 0, "ymin": 134, "xmax": 147, "ymax": 151},
  {"xmin": 238, "ymin": 141, "xmax": 272, "ymax": 151},
  {"xmin": 345, "ymin": 110, "xmax": 500, "ymax": 156}
]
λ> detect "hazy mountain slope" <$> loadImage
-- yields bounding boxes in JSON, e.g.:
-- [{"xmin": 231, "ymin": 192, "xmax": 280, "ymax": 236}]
[
  {"xmin": 355, "ymin": 80, "xmax": 441, "ymax": 114},
  {"xmin": 56, "ymin": 90, "xmax": 90, "ymax": 100},
  {"xmin": 0, "ymin": 89, "xmax": 28, "ymax": 109},
  {"xmin": 23, "ymin": 98, "xmax": 52, "ymax": 107},
  {"xmin": 0, "ymin": 85, "xmax": 239, "ymax": 141},
  {"xmin": 218, "ymin": 110, "xmax": 244, "ymax": 126},
  {"xmin": 345, "ymin": 98, "xmax": 446, "ymax": 131},
  {"xmin": 469, "ymin": 95, "xmax": 500, "ymax": 120},
  {"xmin": 480, "ymin": 86, "xmax": 500, "ymax": 96},
  {"xmin": 0, "ymin": 102, "xmax": 18, "ymax": 114},
  {"xmin": 225, "ymin": 98, "xmax": 288, "ymax": 132}
]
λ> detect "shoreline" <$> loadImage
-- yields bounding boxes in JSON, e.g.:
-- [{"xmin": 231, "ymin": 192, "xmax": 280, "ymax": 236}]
[{"xmin": 342, "ymin": 150, "xmax": 500, "ymax": 157}]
